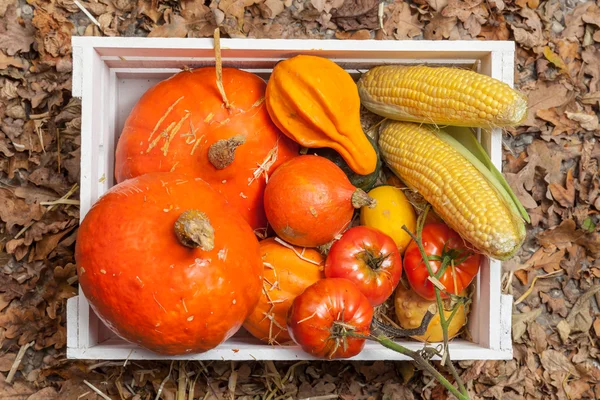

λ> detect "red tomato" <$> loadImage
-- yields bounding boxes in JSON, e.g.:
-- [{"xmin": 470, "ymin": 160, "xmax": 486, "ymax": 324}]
[
  {"xmin": 404, "ymin": 223, "xmax": 481, "ymax": 301},
  {"xmin": 324, "ymin": 226, "xmax": 403, "ymax": 306},
  {"xmin": 286, "ymin": 278, "xmax": 373, "ymax": 359}
]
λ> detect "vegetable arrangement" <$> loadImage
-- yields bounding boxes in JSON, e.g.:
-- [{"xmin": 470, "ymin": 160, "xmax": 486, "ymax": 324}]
[{"xmin": 75, "ymin": 31, "xmax": 528, "ymax": 399}]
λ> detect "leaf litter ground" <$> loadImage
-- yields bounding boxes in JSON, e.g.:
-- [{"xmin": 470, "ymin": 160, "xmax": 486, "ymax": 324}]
[{"xmin": 0, "ymin": 0, "xmax": 599, "ymax": 398}]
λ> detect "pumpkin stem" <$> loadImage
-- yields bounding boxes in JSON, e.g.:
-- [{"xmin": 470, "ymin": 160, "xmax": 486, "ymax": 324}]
[
  {"xmin": 208, "ymin": 135, "xmax": 246, "ymax": 169},
  {"xmin": 174, "ymin": 210, "xmax": 215, "ymax": 251},
  {"xmin": 213, "ymin": 27, "xmax": 231, "ymax": 110},
  {"xmin": 351, "ymin": 189, "xmax": 377, "ymax": 209}
]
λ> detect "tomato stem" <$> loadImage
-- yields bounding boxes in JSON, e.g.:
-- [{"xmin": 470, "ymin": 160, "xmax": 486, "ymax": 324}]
[
  {"xmin": 358, "ymin": 247, "xmax": 390, "ymax": 271},
  {"xmin": 401, "ymin": 205, "xmax": 469, "ymax": 398}
]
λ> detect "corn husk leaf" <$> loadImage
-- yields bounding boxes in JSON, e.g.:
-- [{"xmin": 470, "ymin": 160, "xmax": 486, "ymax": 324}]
[{"xmin": 436, "ymin": 126, "xmax": 531, "ymax": 224}]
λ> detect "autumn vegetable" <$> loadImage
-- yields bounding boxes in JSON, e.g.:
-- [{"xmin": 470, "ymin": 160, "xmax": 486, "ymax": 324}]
[
  {"xmin": 359, "ymin": 185, "xmax": 417, "ymax": 253},
  {"xmin": 74, "ymin": 172, "xmax": 263, "ymax": 355},
  {"xmin": 357, "ymin": 65, "xmax": 528, "ymax": 128},
  {"xmin": 311, "ymin": 134, "xmax": 382, "ymax": 191},
  {"xmin": 378, "ymin": 120, "xmax": 527, "ymax": 260},
  {"xmin": 404, "ymin": 223, "xmax": 481, "ymax": 300},
  {"xmin": 264, "ymin": 155, "xmax": 376, "ymax": 247},
  {"xmin": 287, "ymin": 278, "xmax": 373, "ymax": 359},
  {"xmin": 114, "ymin": 67, "xmax": 299, "ymax": 232},
  {"xmin": 243, "ymin": 237, "xmax": 324, "ymax": 344},
  {"xmin": 394, "ymin": 282, "xmax": 467, "ymax": 342},
  {"xmin": 323, "ymin": 226, "xmax": 402, "ymax": 306},
  {"xmin": 265, "ymin": 54, "xmax": 378, "ymax": 175}
]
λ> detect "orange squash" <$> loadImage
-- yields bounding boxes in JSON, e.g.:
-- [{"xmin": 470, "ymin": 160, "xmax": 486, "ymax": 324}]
[
  {"xmin": 114, "ymin": 67, "xmax": 299, "ymax": 232},
  {"xmin": 265, "ymin": 55, "xmax": 377, "ymax": 175},
  {"xmin": 263, "ymin": 155, "xmax": 376, "ymax": 248},
  {"xmin": 243, "ymin": 238, "xmax": 324, "ymax": 344},
  {"xmin": 74, "ymin": 172, "xmax": 263, "ymax": 355}
]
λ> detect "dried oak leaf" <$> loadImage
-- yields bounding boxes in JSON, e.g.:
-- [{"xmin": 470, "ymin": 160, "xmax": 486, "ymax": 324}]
[
  {"xmin": 523, "ymin": 81, "xmax": 570, "ymax": 127},
  {"xmin": 0, "ymin": 3, "xmax": 35, "ymax": 56},
  {"xmin": 510, "ymin": 7, "xmax": 545, "ymax": 50},
  {"xmin": 522, "ymin": 247, "xmax": 565, "ymax": 273},
  {"xmin": 0, "ymin": 188, "xmax": 44, "ymax": 231},
  {"xmin": 536, "ymin": 108, "xmax": 578, "ymax": 136},
  {"xmin": 424, "ymin": 14, "xmax": 458, "ymax": 40},
  {"xmin": 527, "ymin": 321, "xmax": 547, "ymax": 353},
  {"xmin": 561, "ymin": 1, "xmax": 595, "ymax": 41},
  {"xmin": 331, "ymin": 0, "xmax": 378, "ymax": 31},
  {"xmin": 537, "ymin": 219, "xmax": 600, "ymax": 257},
  {"xmin": 27, "ymin": 167, "xmax": 70, "ymax": 194},
  {"xmin": 540, "ymin": 291, "xmax": 569, "ymax": 318},
  {"xmin": 560, "ymin": 244, "xmax": 587, "ymax": 279},
  {"xmin": 566, "ymin": 285, "xmax": 600, "ymax": 335},
  {"xmin": 0, "ymin": 374, "xmax": 35, "ymax": 400},
  {"xmin": 0, "ymin": 51, "xmax": 26, "ymax": 69},
  {"xmin": 549, "ymin": 167, "xmax": 575, "ymax": 208},
  {"xmin": 565, "ymin": 111, "xmax": 599, "ymax": 131},
  {"xmin": 148, "ymin": 8, "xmax": 188, "ymax": 37},
  {"xmin": 442, "ymin": 0, "xmax": 488, "ymax": 23},
  {"xmin": 478, "ymin": 14, "xmax": 510, "ymax": 40},
  {"xmin": 513, "ymin": 307, "xmax": 542, "ymax": 342},
  {"xmin": 582, "ymin": 46, "xmax": 600, "ymax": 94},
  {"xmin": 381, "ymin": 382, "xmax": 415, "ymax": 400},
  {"xmin": 540, "ymin": 349, "xmax": 580, "ymax": 377},
  {"xmin": 31, "ymin": 7, "xmax": 73, "ymax": 63}
]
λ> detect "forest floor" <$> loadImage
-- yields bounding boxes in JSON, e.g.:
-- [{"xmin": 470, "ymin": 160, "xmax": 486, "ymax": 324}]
[{"xmin": 0, "ymin": 0, "xmax": 599, "ymax": 399}]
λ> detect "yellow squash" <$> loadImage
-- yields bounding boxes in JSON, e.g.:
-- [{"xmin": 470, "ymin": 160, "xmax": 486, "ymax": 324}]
[
  {"xmin": 359, "ymin": 185, "xmax": 416, "ymax": 253},
  {"xmin": 394, "ymin": 282, "xmax": 467, "ymax": 343},
  {"xmin": 265, "ymin": 55, "xmax": 378, "ymax": 175}
]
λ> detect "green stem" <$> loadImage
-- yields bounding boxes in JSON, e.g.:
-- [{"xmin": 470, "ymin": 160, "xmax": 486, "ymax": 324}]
[
  {"xmin": 350, "ymin": 333, "xmax": 469, "ymax": 400},
  {"xmin": 401, "ymin": 206, "xmax": 469, "ymax": 397}
]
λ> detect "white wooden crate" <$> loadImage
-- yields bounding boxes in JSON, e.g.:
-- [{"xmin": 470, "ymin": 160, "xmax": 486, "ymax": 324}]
[{"xmin": 67, "ymin": 37, "xmax": 515, "ymax": 361}]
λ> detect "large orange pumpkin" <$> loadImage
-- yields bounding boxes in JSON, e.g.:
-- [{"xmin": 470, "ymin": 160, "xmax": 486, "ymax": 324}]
[
  {"xmin": 114, "ymin": 67, "xmax": 299, "ymax": 232},
  {"xmin": 243, "ymin": 237, "xmax": 324, "ymax": 344},
  {"xmin": 263, "ymin": 155, "xmax": 376, "ymax": 247},
  {"xmin": 74, "ymin": 172, "xmax": 263, "ymax": 355}
]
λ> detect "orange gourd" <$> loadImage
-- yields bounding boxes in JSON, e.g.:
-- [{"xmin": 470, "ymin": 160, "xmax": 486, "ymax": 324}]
[
  {"xmin": 74, "ymin": 172, "xmax": 263, "ymax": 355},
  {"xmin": 263, "ymin": 155, "xmax": 376, "ymax": 248},
  {"xmin": 265, "ymin": 54, "xmax": 378, "ymax": 176},
  {"xmin": 243, "ymin": 238, "xmax": 324, "ymax": 344},
  {"xmin": 114, "ymin": 67, "xmax": 299, "ymax": 232}
]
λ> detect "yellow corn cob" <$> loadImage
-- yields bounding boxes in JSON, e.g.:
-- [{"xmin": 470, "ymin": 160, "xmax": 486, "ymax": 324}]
[
  {"xmin": 378, "ymin": 120, "xmax": 525, "ymax": 260},
  {"xmin": 357, "ymin": 65, "xmax": 527, "ymax": 128}
]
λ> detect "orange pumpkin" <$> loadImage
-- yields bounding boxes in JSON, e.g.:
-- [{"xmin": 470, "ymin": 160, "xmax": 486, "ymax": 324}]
[
  {"xmin": 74, "ymin": 172, "xmax": 263, "ymax": 355},
  {"xmin": 263, "ymin": 155, "xmax": 376, "ymax": 248},
  {"xmin": 243, "ymin": 237, "xmax": 324, "ymax": 344},
  {"xmin": 114, "ymin": 67, "xmax": 299, "ymax": 232}
]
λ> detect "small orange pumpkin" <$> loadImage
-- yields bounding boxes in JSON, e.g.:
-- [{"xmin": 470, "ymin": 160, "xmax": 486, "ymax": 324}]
[
  {"xmin": 75, "ymin": 172, "xmax": 263, "ymax": 355},
  {"xmin": 114, "ymin": 67, "xmax": 299, "ymax": 232},
  {"xmin": 243, "ymin": 237, "xmax": 324, "ymax": 344},
  {"xmin": 263, "ymin": 155, "xmax": 376, "ymax": 248}
]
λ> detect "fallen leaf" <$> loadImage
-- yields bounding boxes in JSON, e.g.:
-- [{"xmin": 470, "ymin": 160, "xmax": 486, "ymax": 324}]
[
  {"xmin": 594, "ymin": 318, "xmax": 600, "ymax": 337},
  {"xmin": 27, "ymin": 168, "xmax": 70, "ymax": 194},
  {"xmin": 0, "ymin": 51, "xmax": 25, "ymax": 69},
  {"xmin": 556, "ymin": 319, "xmax": 570, "ymax": 343},
  {"xmin": 543, "ymin": 46, "xmax": 568, "ymax": 74},
  {"xmin": 424, "ymin": 14, "xmax": 458, "ymax": 40},
  {"xmin": 148, "ymin": 9, "xmax": 188, "ymax": 37},
  {"xmin": 549, "ymin": 168, "xmax": 575, "ymax": 208},
  {"xmin": 565, "ymin": 112, "xmax": 599, "ymax": 131},
  {"xmin": 335, "ymin": 29, "xmax": 371, "ymax": 39},
  {"xmin": 522, "ymin": 247, "xmax": 565, "ymax": 273},
  {"xmin": 442, "ymin": 0, "xmax": 487, "ymax": 22},
  {"xmin": 380, "ymin": 2, "xmax": 423, "ymax": 40},
  {"xmin": 561, "ymin": 1, "xmax": 595, "ymax": 41},
  {"xmin": 510, "ymin": 7, "xmax": 545, "ymax": 50},
  {"xmin": 382, "ymin": 382, "xmax": 415, "ymax": 400},
  {"xmin": 513, "ymin": 308, "xmax": 542, "ymax": 342},
  {"xmin": 566, "ymin": 285, "xmax": 600, "ymax": 334},
  {"xmin": 477, "ymin": 14, "xmax": 510, "ymax": 40},
  {"xmin": 536, "ymin": 108, "xmax": 578, "ymax": 136},
  {"xmin": 0, "ymin": 189, "xmax": 44, "ymax": 232},
  {"xmin": 523, "ymin": 81, "xmax": 570, "ymax": 126},
  {"xmin": 0, "ymin": 3, "xmax": 35, "ymax": 55},
  {"xmin": 31, "ymin": 7, "xmax": 73, "ymax": 62},
  {"xmin": 331, "ymin": 0, "xmax": 379, "ymax": 31},
  {"xmin": 527, "ymin": 321, "xmax": 547, "ymax": 353},
  {"xmin": 540, "ymin": 349, "xmax": 580, "ymax": 377},
  {"xmin": 259, "ymin": 0, "xmax": 285, "ymax": 19},
  {"xmin": 540, "ymin": 292, "xmax": 569, "ymax": 317},
  {"xmin": 537, "ymin": 219, "xmax": 600, "ymax": 257}
]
